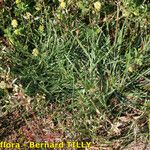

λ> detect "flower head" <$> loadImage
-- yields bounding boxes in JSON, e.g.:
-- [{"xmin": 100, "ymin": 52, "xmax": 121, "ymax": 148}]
[
  {"xmin": 128, "ymin": 66, "xmax": 133, "ymax": 72},
  {"xmin": 0, "ymin": 81, "xmax": 6, "ymax": 89},
  {"xmin": 23, "ymin": 12, "xmax": 32, "ymax": 20},
  {"xmin": 60, "ymin": 1, "xmax": 66, "ymax": 9},
  {"xmin": 11, "ymin": 19, "xmax": 18, "ymax": 28},
  {"xmin": 94, "ymin": 1, "xmax": 101, "ymax": 12},
  {"xmin": 16, "ymin": 0, "xmax": 21, "ymax": 4},
  {"xmin": 32, "ymin": 48, "xmax": 39, "ymax": 57},
  {"xmin": 38, "ymin": 25, "xmax": 44, "ymax": 32}
]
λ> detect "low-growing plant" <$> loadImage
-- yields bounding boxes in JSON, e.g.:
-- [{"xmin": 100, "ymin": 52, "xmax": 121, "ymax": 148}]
[{"xmin": 0, "ymin": 0, "xmax": 149, "ymax": 148}]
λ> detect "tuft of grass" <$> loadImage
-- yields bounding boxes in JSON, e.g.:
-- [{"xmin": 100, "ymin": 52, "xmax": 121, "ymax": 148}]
[{"xmin": 0, "ymin": 0, "xmax": 150, "ymax": 148}]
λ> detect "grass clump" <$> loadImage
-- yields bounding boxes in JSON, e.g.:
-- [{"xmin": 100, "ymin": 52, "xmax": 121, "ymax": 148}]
[{"xmin": 0, "ymin": 0, "xmax": 150, "ymax": 149}]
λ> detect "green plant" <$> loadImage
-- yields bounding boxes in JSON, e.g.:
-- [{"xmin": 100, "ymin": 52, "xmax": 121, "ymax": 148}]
[{"xmin": 0, "ymin": 0, "xmax": 149, "ymax": 148}]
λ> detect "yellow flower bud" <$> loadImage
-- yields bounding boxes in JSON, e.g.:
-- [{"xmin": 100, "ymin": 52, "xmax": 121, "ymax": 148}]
[
  {"xmin": 38, "ymin": 25, "xmax": 44, "ymax": 32},
  {"xmin": 32, "ymin": 48, "xmax": 39, "ymax": 57},
  {"xmin": 11, "ymin": 19, "xmax": 18, "ymax": 28},
  {"xmin": 94, "ymin": 1, "xmax": 101, "ymax": 12},
  {"xmin": 128, "ymin": 66, "xmax": 133, "ymax": 72},
  {"xmin": 16, "ymin": 0, "xmax": 21, "ymax": 4},
  {"xmin": 23, "ymin": 12, "xmax": 32, "ymax": 20},
  {"xmin": 60, "ymin": 1, "xmax": 66, "ymax": 9},
  {"xmin": 0, "ymin": 81, "xmax": 7, "ymax": 89}
]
